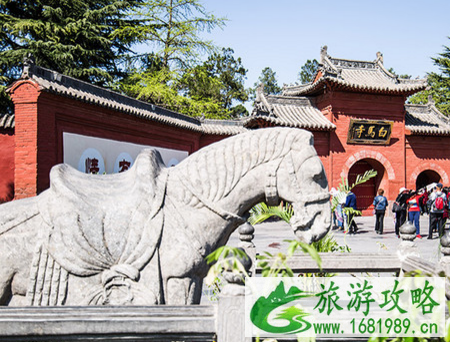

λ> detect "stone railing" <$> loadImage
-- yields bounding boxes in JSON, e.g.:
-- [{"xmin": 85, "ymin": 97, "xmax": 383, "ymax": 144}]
[
  {"xmin": 0, "ymin": 295, "xmax": 246, "ymax": 342},
  {"xmin": 0, "ymin": 256, "xmax": 249, "ymax": 342},
  {"xmin": 0, "ymin": 306, "xmax": 217, "ymax": 341}
]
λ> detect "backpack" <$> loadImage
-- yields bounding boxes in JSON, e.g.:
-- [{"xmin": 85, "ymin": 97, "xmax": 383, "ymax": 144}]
[
  {"xmin": 392, "ymin": 201, "xmax": 402, "ymax": 213},
  {"xmin": 435, "ymin": 196, "xmax": 445, "ymax": 210}
]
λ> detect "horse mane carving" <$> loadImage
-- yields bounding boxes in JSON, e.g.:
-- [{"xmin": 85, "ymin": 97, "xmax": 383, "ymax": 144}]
[{"xmin": 174, "ymin": 128, "xmax": 313, "ymax": 203}]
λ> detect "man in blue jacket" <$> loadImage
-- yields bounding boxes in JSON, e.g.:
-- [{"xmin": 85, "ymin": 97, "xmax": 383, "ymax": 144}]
[{"xmin": 344, "ymin": 191, "xmax": 358, "ymax": 234}]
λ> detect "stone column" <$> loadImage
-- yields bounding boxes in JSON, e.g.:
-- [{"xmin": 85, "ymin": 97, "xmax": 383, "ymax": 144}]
[
  {"xmin": 439, "ymin": 231, "xmax": 450, "ymax": 299},
  {"xmin": 397, "ymin": 221, "xmax": 419, "ymax": 261},
  {"xmin": 217, "ymin": 248, "xmax": 252, "ymax": 342},
  {"xmin": 238, "ymin": 222, "xmax": 256, "ymax": 277}
]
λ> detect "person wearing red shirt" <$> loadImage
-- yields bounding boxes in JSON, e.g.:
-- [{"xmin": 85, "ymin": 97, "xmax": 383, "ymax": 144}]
[{"xmin": 406, "ymin": 189, "xmax": 425, "ymax": 238}]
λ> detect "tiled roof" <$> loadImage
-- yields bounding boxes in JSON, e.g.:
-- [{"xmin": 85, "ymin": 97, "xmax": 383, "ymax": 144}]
[
  {"xmin": 19, "ymin": 64, "xmax": 203, "ymax": 132},
  {"xmin": 405, "ymin": 99, "xmax": 450, "ymax": 136},
  {"xmin": 201, "ymin": 119, "xmax": 247, "ymax": 135},
  {"xmin": 250, "ymin": 89, "xmax": 335, "ymax": 131},
  {"xmin": 283, "ymin": 46, "xmax": 427, "ymax": 96},
  {"xmin": 7, "ymin": 61, "xmax": 244, "ymax": 136},
  {"xmin": 0, "ymin": 113, "xmax": 14, "ymax": 129}
]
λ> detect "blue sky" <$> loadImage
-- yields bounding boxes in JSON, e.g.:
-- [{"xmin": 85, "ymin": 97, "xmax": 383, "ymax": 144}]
[{"xmin": 202, "ymin": 0, "xmax": 450, "ymax": 91}]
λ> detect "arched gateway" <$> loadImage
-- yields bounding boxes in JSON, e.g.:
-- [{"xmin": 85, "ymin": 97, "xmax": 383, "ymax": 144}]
[
  {"xmin": 348, "ymin": 159, "xmax": 387, "ymax": 212},
  {"xmin": 411, "ymin": 163, "xmax": 448, "ymax": 190},
  {"xmin": 416, "ymin": 171, "xmax": 441, "ymax": 190}
]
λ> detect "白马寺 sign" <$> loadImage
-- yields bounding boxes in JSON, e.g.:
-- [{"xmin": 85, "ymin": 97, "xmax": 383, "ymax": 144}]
[{"xmin": 347, "ymin": 119, "xmax": 393, "ymax": 145}]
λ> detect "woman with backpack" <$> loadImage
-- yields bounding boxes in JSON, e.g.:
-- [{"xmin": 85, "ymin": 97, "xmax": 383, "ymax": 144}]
[{"xmin": 373, "ymin": 189, "xmax": 388, "ymax": 234}]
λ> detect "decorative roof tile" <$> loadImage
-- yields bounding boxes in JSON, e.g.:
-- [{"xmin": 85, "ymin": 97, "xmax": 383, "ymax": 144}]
[
  {"xmin": 201, "ymin": 119, "xmax": 247, "ymax": 135},
  {"xmin": 283, "ymin": 46, "xmax": 427, "ymax": 96},
  {"xmin": 19, "ymin": 64, "xmax": 203, "ymax": 132},
  {"xmin": 405, "ymin": 99, "xmax": 450, "ymax": 136},
  {"xmin": 0, "ymin": 113, "xmax": 14, "ymax": 129},
  {"xmin": 250, "ymin": 90, "xmax": 335, "ymax": 131},
  {"xmin": 6, "ymin": 62, "xmax": 246, "ymax": 136}
]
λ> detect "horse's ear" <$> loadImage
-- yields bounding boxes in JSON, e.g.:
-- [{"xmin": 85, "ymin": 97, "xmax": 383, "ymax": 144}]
[{"xmin": 134, "ymin": 149, "xmax": 167, "ymax": 195}]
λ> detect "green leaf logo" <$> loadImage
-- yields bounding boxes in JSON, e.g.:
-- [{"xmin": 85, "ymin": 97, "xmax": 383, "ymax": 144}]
[{"xmin": 250, "ymin": 281, "xmax": 312, "ymax": 334}]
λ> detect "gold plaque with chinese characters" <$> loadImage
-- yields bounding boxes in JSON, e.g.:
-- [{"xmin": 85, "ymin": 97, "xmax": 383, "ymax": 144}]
[{"xmin": 347, "ymin": 119, "xmax": 393, "ymax": 145}]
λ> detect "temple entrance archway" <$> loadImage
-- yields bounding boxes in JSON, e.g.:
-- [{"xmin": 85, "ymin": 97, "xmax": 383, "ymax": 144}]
[
  {"xmin": 348, "ymin": 159, "xmax": 386, "ymax": 213},
  {"xmin": 416, "ymin": 170, "xmax": 441, "ymax": 190}
]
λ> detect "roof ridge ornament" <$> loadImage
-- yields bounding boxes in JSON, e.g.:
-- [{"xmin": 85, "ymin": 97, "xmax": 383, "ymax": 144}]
[
  {"xmin": 320, "ymin": 45, "xmax": 328, "ymax": 64},
  {"xmin": 425, "ymin": 94, "xmax": 450, "ymax": 127},
  {"xmin": 376, "ymin": 51, "xmax": 384, "ymax": 64},
  {"xmin": 319, "ymin": 45, "xmax": 339, "ymax": 75},
  {"xmin": 255, "ymin": 83, "xmax": 264, "ymax": 102},
  {"xmin": 254, "ymin": 83, "xmax": 274, "ymax": 116},
  {"xmin": 374, "ymin": 52, "xmax": 397, "ymax": 81},
  {"xmin": 21, "ymin": 53, "xmax": 35, "ymax": 79}
]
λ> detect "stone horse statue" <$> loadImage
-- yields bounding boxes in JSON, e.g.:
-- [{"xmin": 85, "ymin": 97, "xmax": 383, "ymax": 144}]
[{"xmin": 0, "ymin": 127, "xmax": 331, "ymax": 306}]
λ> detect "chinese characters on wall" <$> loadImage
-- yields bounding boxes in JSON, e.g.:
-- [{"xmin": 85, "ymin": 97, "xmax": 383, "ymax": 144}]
[{"xmin": 347, "ymin": 119, "xmax": 393, "ymax": 145}]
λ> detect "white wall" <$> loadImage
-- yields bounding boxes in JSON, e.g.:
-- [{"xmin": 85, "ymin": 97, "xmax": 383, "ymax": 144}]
[{"xmin": 63, "ymin": 133, "xmax": 188, "ymax": 174}]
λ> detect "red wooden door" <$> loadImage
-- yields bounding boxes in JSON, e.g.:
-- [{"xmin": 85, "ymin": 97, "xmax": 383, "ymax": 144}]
[{"xmin": 348, "ymin": 160, "xmax": 375, "ymax": 212}]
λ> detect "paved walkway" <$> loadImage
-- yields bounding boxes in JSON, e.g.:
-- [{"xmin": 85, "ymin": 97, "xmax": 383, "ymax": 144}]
[{"xmin": 227, "ymin": 213, "xmax": 445, "ymax": 264}]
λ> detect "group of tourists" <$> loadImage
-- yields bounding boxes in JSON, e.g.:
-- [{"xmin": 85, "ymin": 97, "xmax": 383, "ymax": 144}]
[
  {"xmin": 331, "ymin": 183, "xmax": 449, "ymax": 239},
  {"xmin": 391, "ymin": 183, "xmax": 448, "ymax": 239}
]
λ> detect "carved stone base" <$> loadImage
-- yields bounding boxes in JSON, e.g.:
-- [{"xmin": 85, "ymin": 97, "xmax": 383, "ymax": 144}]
[
  {"xmin": 397, "ymin": 240, "xmax": 420, "ymax": 261},
  {"xmin": 0, "ymin": 306, "xmax": 216, "ymax": 341}
]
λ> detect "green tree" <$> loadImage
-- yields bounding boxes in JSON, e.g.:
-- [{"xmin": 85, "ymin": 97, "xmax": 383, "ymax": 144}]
[
  {"xmin": 120, "ymin": 66, "xmax": 229, "ymax": 119},
  {"xmin": 256, "ymin": 67, "xmax": 281, "ymax": 95},
  {"xmin": 118, "ymin": 2, "xmax": 243, "ymax": 118},
  {"xmin": 0, "ymin": 0, "xmax": 141, "ymax": 112},
  {"xmin": 408, "ymin": 39, "xmax": 450, "ymax": 116},
  {"xmin": 387, "ymin": 67, "xmax": 411, "ymax": 80},
  {"xmin": 298, "ymin": 59, "xmax": 319, "ymax": 84},
  {"xmin": 123, "ymin": 47, "xmax": 248, "ymax": 119},
  {"xmin": 190, "ymin": 47, "xmax": 248, "ymax": 116},
  {"xmin": 250, "ymin": 67, "xmax": 281, "ymax": 100},
  {"xmin": 118, "ymin": 0, "xmax": 226, "ymax": 70}
]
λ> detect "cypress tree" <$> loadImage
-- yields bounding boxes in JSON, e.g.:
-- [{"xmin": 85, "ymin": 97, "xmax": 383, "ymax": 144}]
[{"xmin": 0, "ymin": 0, "xmax": 141, "ymax": 112}]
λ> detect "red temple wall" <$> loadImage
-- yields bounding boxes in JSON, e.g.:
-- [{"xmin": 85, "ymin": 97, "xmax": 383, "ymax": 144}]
[
  {"xmin": 0, "ymin": 131, "xmax": 15, "ymax": 202},
  {"xmin": 316, "ymin": 91, "xmax": 407, "ymax": 203},
  {"xmin": 8, "ymin": 78, "xmax": 450, "ymax": 212},
  {"xmin": 199, "ymin": 134, "xmax": 228, "ymax": 148},
  {"xmin": 9, "ymin": 80, "xmax": 207, "ymax": 199},
  {"xmin": 405, "ymin": 135, "xmax": 450, "ymax": 188},
  {"xmin": 9, "ymin": 81, "xmax": 40, "ymax": 199}
]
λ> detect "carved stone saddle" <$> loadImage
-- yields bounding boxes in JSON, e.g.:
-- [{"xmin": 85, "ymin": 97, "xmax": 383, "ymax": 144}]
[{"xmin": 29, "ymin": 149, "xmax": 168, "ymax": 305}]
